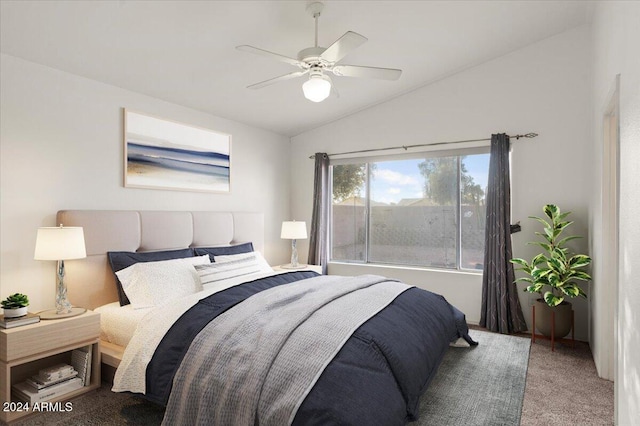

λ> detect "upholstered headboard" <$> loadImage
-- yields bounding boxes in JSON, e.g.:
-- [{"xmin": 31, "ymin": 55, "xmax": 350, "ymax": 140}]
[{"xmin": 57, "ymin": 210, "xmax": 264, "ymax": 310}]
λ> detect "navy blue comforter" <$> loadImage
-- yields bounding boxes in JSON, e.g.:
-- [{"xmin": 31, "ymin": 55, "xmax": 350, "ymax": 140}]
[{"xmin": 145, "ymin": 271, "xmax": 475, "ymax": 425}]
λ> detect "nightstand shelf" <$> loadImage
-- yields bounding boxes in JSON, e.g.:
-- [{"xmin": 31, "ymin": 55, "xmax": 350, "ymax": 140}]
[{"xmin": 0, "ymin": 310, "xmax": 101, "ymax": 423}]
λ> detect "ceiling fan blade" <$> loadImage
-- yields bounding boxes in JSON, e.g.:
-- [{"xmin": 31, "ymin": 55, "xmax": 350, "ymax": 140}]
[
  {"xmin": 320, "ymin": 31, "xmax": 368, "ymax": 63},
  {"xmin": 331, "ymin": 65, "xmax": 402, "ymax": 80},
  {"xmin": 247, "ymin": 70, "xmax": 309, "ymax": 90},
  {"xmin": 236, "ymin": 45, "xmax": 304, "ymax": 68}
]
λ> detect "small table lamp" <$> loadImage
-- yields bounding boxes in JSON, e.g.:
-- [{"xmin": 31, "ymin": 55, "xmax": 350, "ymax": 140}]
[
  {"xmin": 280, "ymin": 221, "xmax": 307, "ymax": 269},
  {"xmin": 34, "ymin": 225, "xmax": 87, "ymax": 319}
]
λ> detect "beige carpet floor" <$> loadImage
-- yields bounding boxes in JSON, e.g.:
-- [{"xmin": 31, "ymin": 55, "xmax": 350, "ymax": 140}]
[
  {"xmin": 519, "ymin": 335, "xmax": 614, "ymax": 425},
  {"xmin": 8, "ymin": 328, "xmax": 614, "ymax": 426}
]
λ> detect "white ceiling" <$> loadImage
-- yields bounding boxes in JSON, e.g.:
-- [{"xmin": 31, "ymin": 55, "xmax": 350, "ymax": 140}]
[{"xmin": 0, "ymin": 1, "xmax": 589, "ymax": 137}]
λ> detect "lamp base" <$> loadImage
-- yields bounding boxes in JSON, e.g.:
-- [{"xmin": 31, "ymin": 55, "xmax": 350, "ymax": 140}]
[
  {"xmin": 39, "ymin": 307, "xmax": 86, "ymax": 320},
  {"xmin": 280, "ymin": 264, "xmax": 308, "ymax": 270}
]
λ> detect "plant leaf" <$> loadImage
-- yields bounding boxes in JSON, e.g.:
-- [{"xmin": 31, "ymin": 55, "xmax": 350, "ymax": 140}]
[
  {"xmin": 557, "ymin": 235, "xmax": 581, "ymax": 246},
  {"xmin": 510, "ymin": 258, "xmax": 530, "ymax": 267},
  {"xmin": 551, "ymin": 247, "xmax": 568, "ymax": 261},
  {"xmin": 570, "ymin": 270, "xmax": 592, "ymax": 281},
  {"xmin": 547, "ymin": 257, "xmax": 563, "ymax": 271},
  {"xmin": 544, "ymin": 204, "xmax": 559, "ymax": 220},
  {"xmin": 528, "ymin": 241, "xmax": 552, "ymax": 252},
  {"xmin": 543, "ymin": 291, "xmax": 563, "ymax": 307},
  {"xmin": 556, "ymin": 220, "xmax": 574, "ymax": 232},
  {"xmin": 548, "ymin": 272, "xmax": 560, "ymax": 286},
  {"xmin": 569, "ymin": 254, "xmax": 592, "ymax": 268},
  {"xmin": 557, "ymin": 211, "xmax": 572, "ymax": 221},
  {"xmin": 577, "ymin": 286, "xmax": 588, "ymax": 298},
  {"xmin": 545, "ymin": 226, "xmax": 555, "ymax": 240},
  {"xmin": 532, "ymin": 267, "xmax": 551, "ymax": 279},
  {"xmin": 560, "ymin": 283, "xmax": 581, "ymax": 297},
  {"xmin": 531, "ymin": 253, "xmax": 547, "ymax": 266},
  {"xmin": 535, "ymin": 231, "xmax": 553, "ymax": 243},
  {"xmin": 525, "ymin": 283, "xmax": 544, "ymax": 293},
  {"xmin": 529, "ymin": 215, "xmax": 551, "ymax": 230}
]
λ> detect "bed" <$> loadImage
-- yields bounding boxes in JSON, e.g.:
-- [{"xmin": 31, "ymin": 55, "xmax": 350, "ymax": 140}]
[{"xmin": 57, "ymin": 209, "xmax": 476, "ymax": 425}]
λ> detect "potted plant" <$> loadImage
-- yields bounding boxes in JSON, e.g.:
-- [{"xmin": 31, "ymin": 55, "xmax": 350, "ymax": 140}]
[
  {"xmin": 1, "ymin": 293, "xmax": 30, "ymax": 318},
  {"xmin": 510, "ymin": 204, "xmax": 591, "ymax": 338}
]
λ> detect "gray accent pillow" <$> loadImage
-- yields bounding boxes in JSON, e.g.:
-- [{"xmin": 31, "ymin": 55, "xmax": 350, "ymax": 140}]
[{"xmin": 193, "ymin": 242, "xmax": 254, "ymax": 262}]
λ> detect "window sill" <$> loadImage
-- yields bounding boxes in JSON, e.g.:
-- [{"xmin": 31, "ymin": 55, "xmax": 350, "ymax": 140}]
[{"xmin": 328, "ymin": 261, "xmax": 483, "ymax": 276}]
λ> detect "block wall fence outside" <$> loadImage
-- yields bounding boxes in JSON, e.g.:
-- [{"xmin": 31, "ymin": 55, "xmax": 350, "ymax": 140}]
[{"xmin": 332, "ymin": 205, "xmax": 485, "ymax": 269}]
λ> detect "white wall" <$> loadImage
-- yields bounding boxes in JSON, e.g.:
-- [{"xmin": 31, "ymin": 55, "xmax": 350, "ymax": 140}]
[
  {"xmin": 291, "ymin": 27, "xmax": 592, "ymax": 339},
  {"xmin": 0, "ymin": 54, "xmax": 292, "ymax": 312},
  {"xmin": 590, "ymin": 2, "xmax": 640, "ymax": 423}
]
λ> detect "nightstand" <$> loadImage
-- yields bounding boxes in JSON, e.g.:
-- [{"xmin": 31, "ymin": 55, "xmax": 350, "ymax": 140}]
[
  {"xmin": 273, "ymin": 264, "xmax": 323, "ymax": 274},
  {"xmin": 0, "ymin": 310, "xmax": 101, "ymax": 423}
]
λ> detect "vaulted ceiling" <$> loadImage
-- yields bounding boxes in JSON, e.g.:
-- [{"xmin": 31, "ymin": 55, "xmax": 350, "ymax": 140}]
[{"xmin": 0, "ymin": 1, "xmax": 589, "ymax": 136}]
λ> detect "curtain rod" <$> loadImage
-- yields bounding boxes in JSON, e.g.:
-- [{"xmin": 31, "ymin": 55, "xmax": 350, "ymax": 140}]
[{"xmin": 308, "ymin": 132, "xmax": 538, "ymax": 159}]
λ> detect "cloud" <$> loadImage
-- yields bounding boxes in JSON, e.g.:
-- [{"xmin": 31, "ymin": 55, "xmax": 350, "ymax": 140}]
[
  {"xmin": 370, "ymin": 167, "xmax": 424, "ymax": 204},
  {"xmin": 374, "ymin": 169, "xmax": 420, "ymax": 186}
]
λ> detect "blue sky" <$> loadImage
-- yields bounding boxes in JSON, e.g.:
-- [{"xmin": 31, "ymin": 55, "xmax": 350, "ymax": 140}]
[{"xmin": 369, "ymin": 154, "xmax": 490, "ymax": 204}]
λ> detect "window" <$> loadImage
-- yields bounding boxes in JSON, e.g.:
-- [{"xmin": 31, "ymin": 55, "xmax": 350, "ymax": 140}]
[{"xmin": 330, "ymin": 151, "xmax": 490, "ymax": 271}]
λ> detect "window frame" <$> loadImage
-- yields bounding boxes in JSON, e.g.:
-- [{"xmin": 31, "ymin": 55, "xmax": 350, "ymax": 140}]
[{"xmin": 329, "ymin": 147, "xmax": 490, "ymax": 272}]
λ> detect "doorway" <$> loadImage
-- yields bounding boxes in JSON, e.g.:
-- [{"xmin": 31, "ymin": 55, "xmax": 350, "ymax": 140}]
[{"xmin": 598, "ymin": 75, "xmax": 620, "ymax": 384}]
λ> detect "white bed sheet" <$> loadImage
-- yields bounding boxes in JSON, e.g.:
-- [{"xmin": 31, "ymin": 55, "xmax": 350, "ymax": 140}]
[
  {"xmin": 112, "ymin": 269, "xmax": 293, "ymax": 394},
  {"xmin": 94, "ymin": 302, "xmax": 153, "ymax": 347},
  {"xmin": 96, "ymin": 266, "xmax": 282, "ymax": 348}
]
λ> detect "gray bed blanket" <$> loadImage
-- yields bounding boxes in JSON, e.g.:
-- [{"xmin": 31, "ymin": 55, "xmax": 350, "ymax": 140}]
[{"xmin": 162, "ymin": 274, "xmax": 412, "ymax": 426}]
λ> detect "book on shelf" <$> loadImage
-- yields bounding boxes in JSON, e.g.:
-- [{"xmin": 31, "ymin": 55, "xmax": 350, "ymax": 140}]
[
  {"xmin": 25, "ymin": 371, "xmax": 78, "ymax": 391},
  {"xmin": 38, "ymin": 363, "xmax": 76, "ymax": 382},
  {"xmin": 71, "ymin": 346, "xmax": 92, "ymax": 386},
  {"xmin": 12, "ymin": 377, "xmax": 83, "ymax": 404},
  {"xmin": 0, "ymin": 312, "xmax": 40, "ymax": 329}
]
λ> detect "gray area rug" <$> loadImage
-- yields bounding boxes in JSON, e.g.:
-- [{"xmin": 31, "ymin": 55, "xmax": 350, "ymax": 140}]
[
  {"xmin": 12, "ymin": 330, "xmax": 530, "ymax": 426},
  {"xmin": 414, "ymin": 329, "xmax": 531, "ymax": 426}
]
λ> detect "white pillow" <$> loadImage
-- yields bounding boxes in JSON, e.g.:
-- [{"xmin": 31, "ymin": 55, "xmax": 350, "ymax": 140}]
[
  {"xmin": 196, "ymin": 252, "xmax": 272, "ymax": 286},
  {"xmin": 213, "ymin": 251, "xmax": 273, "ymax": 273},
  {"xmin": 116, "ymin": 255, "xmax": 210, "ymax": 309}
]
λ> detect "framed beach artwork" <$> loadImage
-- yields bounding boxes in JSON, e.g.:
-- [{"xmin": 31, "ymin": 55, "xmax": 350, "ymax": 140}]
[{"xmin": 124, "ymin": 110, "xmax": 231, "ymax": 193}]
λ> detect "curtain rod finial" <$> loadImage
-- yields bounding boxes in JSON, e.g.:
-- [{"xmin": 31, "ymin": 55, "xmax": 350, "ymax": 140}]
[{"xmin": 524, "ymin": 133, "xmax": 538, "ymax": 138}]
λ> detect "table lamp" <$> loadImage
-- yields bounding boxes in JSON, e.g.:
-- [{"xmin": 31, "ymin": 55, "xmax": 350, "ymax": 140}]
[
  {"xmin": 280, "ymin": 221, "xmax": 307, "ymax": 269},
  {"xmin": 34, "ymin": 225, "xmax": 87, "ymax": 319}
]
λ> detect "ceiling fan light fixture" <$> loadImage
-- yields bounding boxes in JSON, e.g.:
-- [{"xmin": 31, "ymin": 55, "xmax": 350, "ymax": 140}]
[
  {"xmin": 238, "ymin": 1, "xmax": 402, "ymax": 99},
  {"xmin": 302, "ymin": 73, "xmax": 332, "ymax": 102}
]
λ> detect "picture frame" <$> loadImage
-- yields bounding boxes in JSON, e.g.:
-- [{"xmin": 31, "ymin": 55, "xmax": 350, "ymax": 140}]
[{"xmin": 124, "ymin": 110, "xmax": 231, "ymax": 193}]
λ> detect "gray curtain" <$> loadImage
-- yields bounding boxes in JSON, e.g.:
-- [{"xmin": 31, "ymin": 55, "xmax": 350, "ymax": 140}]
[
  {"xmin": 480, "ymin": 134, "xmax": 527, "ymax": 334},
  {"xmin": 308, "ymin": 153, "xmax": 330, "ymax": 274}
]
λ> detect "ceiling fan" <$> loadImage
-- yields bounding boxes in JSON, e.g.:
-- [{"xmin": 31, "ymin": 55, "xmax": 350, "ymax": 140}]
[{"xmin": 236, "ymin": 2, "xmax": 402, "ymax": 103}]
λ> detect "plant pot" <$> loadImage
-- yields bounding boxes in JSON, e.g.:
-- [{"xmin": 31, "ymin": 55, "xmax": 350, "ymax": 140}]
[
  {"xmin": 534, "ymin": 299, "xmax": 573, "ymax": 338},
  {"xmin": 3, "ymin": 306, "xmax": 28, "ymax": 318}
]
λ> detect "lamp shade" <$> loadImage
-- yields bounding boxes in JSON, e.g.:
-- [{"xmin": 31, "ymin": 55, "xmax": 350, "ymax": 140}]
[
  {"xmin": 281, "ymin": 221, "xmax": 307, "ymax": 240},
  {"xmin": 302, "ymin": 74, "xmax": 331, "ymax": 103},
  {"xmin": 34, "ymin": 226, "xmax": 86, "ymax": 260}
]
